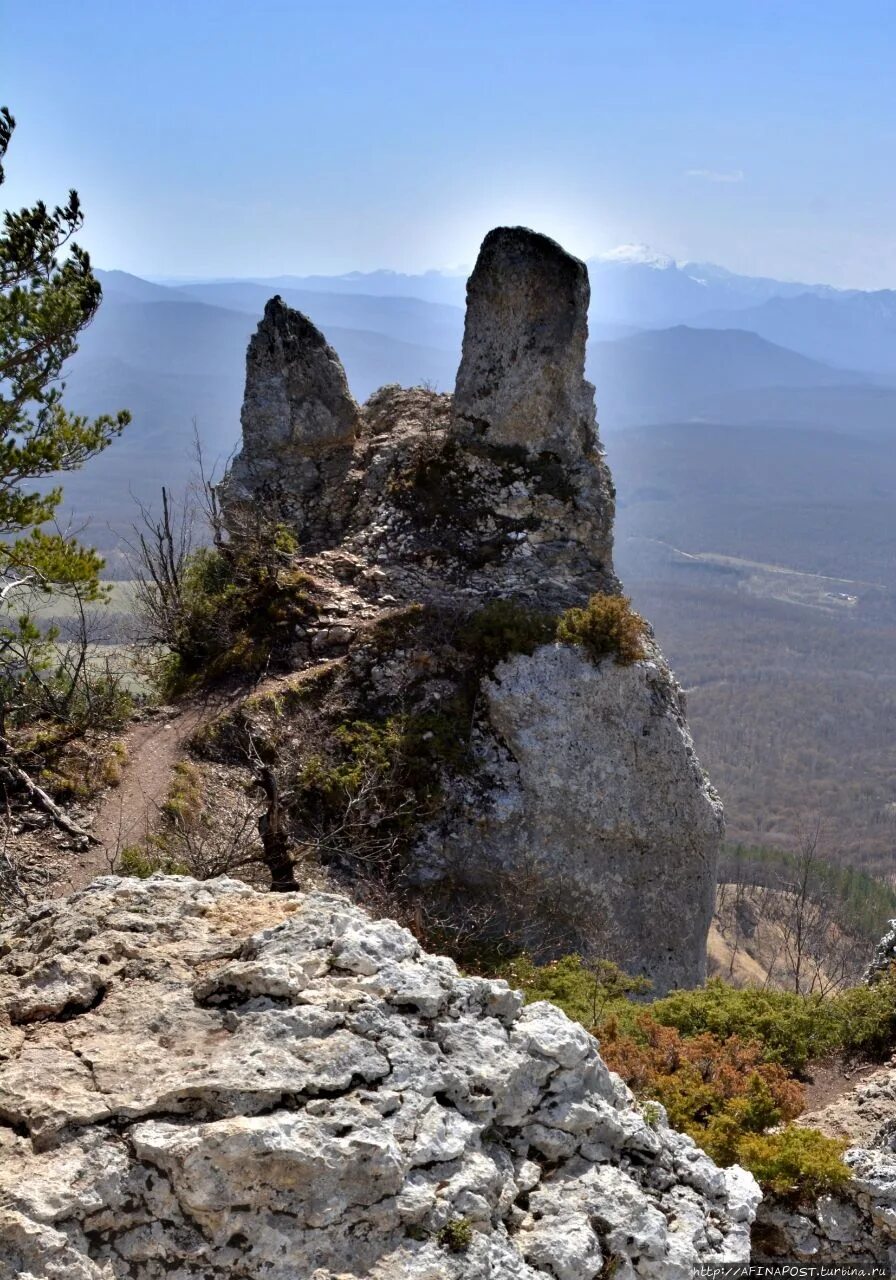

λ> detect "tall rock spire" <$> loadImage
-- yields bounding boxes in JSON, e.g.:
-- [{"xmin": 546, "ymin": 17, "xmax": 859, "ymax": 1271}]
[
  {"xmin": 453, "ymin": 226, "xmax": 598, "ymax": 462},
  {"xmin": 218, "ymin": 228, "xmax": 721, "ymax": 992}
]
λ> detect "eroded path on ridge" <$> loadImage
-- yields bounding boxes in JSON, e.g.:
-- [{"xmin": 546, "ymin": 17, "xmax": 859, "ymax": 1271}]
[
  {"xmin": 65, "ymin": 702, "xmax": 218, "ymax": 893},
  {"xmin": 63, "ymin": 672, "xmax": 308, "ymax": 894}
]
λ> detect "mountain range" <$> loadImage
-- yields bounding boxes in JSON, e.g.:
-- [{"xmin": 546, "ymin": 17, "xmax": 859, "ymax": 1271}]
[
  {"xmin": 47, "ymin": 248, "xmax": 896, "ymax": 875},
  {"xmin": 47, "ymin": 252, "xmax": 893, "ymax": 542}
]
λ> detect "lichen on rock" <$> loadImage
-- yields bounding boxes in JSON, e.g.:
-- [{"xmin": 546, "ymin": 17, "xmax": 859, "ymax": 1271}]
[{"xmin": 0, "ymin": 875, "xmax": 759, "ymax": 1278}]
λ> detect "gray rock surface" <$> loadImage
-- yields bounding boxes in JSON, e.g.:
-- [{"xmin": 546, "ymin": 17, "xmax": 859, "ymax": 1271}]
[
  {"xmin": 453, "ymin": 227, "xmax": 597, "ymax": 463},
  {"xmin": 0, "ymin": 875, "xmax": 758, "ymax": 1279},
  {"xmin": 223, "ymin": 295, "xmax": 359, "ymax": 546},
  {"xmin": 223, "ymin": 229, "xmax": 617, "ymax": 613},
  {"xmin": 414, "ymin": 646, "xmax": 721, "ymax": 989},
  {"xmin": 865, "ymin": 917, "xmax": 896, "ymax": 984}
]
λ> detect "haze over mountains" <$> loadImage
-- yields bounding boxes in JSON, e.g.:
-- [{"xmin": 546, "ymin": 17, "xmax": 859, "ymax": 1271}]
[
  {"xmin": 56, "ymin": 249, "xmax": 895, "ymax": 535},
  {"xmin": 53, "ymin": 245, "xmax": 896, "ymax": 874}
]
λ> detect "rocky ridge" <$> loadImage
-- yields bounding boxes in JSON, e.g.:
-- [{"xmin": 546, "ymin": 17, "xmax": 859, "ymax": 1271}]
[
  {"xmin": 752, "ymin": 925, "xmax": 896, "ymax": 1269},
  {"xmin": 751, "ymin": 1069, "xmax": 896, "ymax": 1269},
  {"xmin": 0, "ymin": 874, "xmax": 759, "ymax": 1279},
  {"xmin": 214, "ymin": 227, "xmax": 723, "ymax": 992},
  {"xmin": 223, "ymin": 227, "xmax": 616, "ymax": 612},
  {"xmin": 865, "ymin": 918, "xmax": 896, "ymax": 985}
]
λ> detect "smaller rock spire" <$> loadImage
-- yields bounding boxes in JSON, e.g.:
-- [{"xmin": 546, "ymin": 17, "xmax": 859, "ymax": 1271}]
[
  {"xmin": 453, "ymin": 226, "xmax": 598, "ymax": 461},
  {"xmin": 241, "ymin": 296, "xmax": 359, "ymax": 458},
  {"xmin": 221, "ymin": 297, "xmax": 360, "ymax": 547}
]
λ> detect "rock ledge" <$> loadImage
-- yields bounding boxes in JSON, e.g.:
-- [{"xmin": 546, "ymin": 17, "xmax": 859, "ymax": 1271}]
[{"xmin": 0, "ymin": 875, "xmax": 758, "ymax": 1279}]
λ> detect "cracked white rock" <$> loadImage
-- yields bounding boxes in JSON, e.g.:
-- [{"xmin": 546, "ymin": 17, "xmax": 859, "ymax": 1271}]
[{"xmin": 0, "ymin": 876, "xmax": 758, "ymax": 1278}]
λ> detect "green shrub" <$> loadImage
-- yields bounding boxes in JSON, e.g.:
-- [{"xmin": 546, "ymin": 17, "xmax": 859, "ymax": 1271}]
[
  {"xmin": 301, "ymin": 710, "xmax": 470, "ymax": 808},
  {"xmin": 458, "ymin": 599, "xmax": 556, "ymax": 668},
  {"xmin": 649, "ymin": 980, "xmax": 840, "ymax": 1074},
  {"xmin": 650, "ymin": 976, "xmax": 896, "ymax": 1074},
  {"xmin": 832, "ymin": 979, "xmax": 896, "ymax": 1060},
  {"xmin": 293, "ymin": 708, "xmax": 472, "ymax": 874},
  {"xmin": 735, "ymin": 1126, "xmax": 850, "ymax": 1201},
  {"xmin": 35, "ymin": 735, "xmax": 128, "ymax": 803},
  {"xmin": 137, "ymin": 522, "xmax": 315, "ymax": 698},
  {"xmin": 556, "ymin": 593, "xmax": 648, "ymax": 666},
  {"xmin": 161, "ymin": 761, "xmax": 204, "ymax": 828},
  {"xmin": 367, "ymin": 603, "xmax": 427, "ymax": 652},
  {"xmin": 177, "ymin": 544, "xmax": 302, "ymax": 674},
  {"xmin": 600, "ymin": 1015, "xmax": 804, "ymax": 1151},
  {"xmin": 437, "ymin": 1218, "xmax": 473, "ymax": 1253},
  {"xmin": 499, "ymin": 957, "xmax": 896, "ymax": 1077},
  {"xmin": 598, "ymin": 1008, "xmax": 850, "ymax": 1197},
  {"xmin": 118, "ymin": 844, "xmax": 188, "ymax": 878},
  {"xmin": 0, "ymin": 611, "xmax": 134, "ymax": 740},
  {"xmin": 641, "ymin": 1101, "xmax": 662, "ymax": 1129},
  {"xmin": 498, "ymin": 953, "xmax": 878, "ymax": 1203},
  {"xmin": 495, "ymin": 953, "xmax": 651, "ymax": 1029}
]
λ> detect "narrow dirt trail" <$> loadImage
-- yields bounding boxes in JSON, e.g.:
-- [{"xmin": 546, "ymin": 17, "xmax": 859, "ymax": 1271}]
[
  {"xmin": 61, "ymin": 672, "xmax": 304, "ymax": 895},
  {"xmin": 65, "ymin": 703, "xmax": 217, "ymax": 893}
]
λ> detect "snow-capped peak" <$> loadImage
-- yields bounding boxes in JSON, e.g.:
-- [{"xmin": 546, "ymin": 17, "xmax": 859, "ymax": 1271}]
[{"xmin": 593, "ymin": 244, "xmax": 675, "ymax": 270}]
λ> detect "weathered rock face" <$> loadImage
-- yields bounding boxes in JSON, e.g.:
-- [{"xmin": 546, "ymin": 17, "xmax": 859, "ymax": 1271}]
[
  {"xmin": 216, "ymin": 226, "xmax": 722, "ymax": 992},
  {"xmin": 225, "ymin": 228, "xmax": 616, "ymax": 613},
  {"xmin": 454, "ymin": 227, "xmax": 597, "ymax": 463},
  {"xmin": 223, "ymin": 296, "xmax": 360, "ymax": 547},
  {"xmin": 414, "ymin": 647, "xmax": 720, "ymax": 992},
  {"xmin": 865, "ymin": 917, "xmax": 896, "ymax": 984},
  {"xmin": 0, "ymin": 876, "xmax": 759, "ymax": 1279}
]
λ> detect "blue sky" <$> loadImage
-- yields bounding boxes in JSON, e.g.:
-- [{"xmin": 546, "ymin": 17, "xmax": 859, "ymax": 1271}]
[{"xmin": 4, "ymin": 0, "xmax": 895, "ymax": 286}]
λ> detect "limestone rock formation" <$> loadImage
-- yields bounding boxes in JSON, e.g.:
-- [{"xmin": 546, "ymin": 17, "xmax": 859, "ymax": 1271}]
[
  {"xmin": 225, "ymin": 227, "xmax": 617, "ymax": 611},
  {"xmin": 456, "ymin": 648, "xmax": 720, "ymax": 991},
  {"xmin": 454, "ymin": 227, "xmax": 597, "ymax": 462},
  {"xmin": 0, "ymin": 875, "xmax": 759, "ymax": 1279},
  {"xmin": 213, "ymin": 226, "xmax": 723, "ymax": 992},
  {"xmin": 223, "ymin": 295, "xmax": 360, "ymax": 547},
  {"xmin": 865, "ymin": 917, "xmax": 896, "ymax": 984}
]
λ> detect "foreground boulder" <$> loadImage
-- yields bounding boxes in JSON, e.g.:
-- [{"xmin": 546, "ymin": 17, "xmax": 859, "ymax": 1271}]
[
  {"xmin": 213, "ymin": 226, "xmax": 722, "ymax": 992},
  {"xmin": 0, "ymin": 876, "xmax": 758, "ymax": 1279}
]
